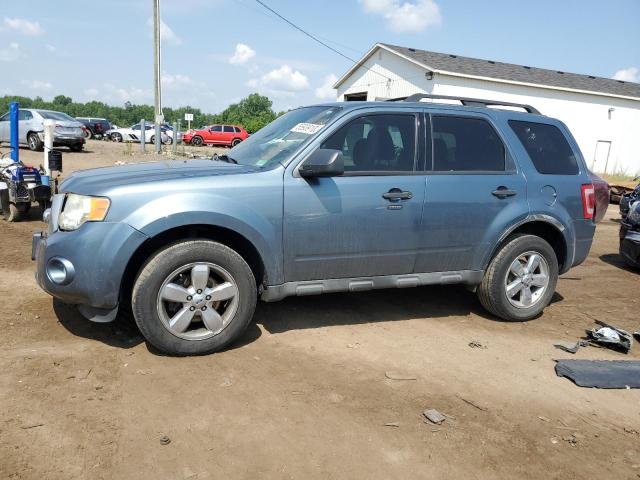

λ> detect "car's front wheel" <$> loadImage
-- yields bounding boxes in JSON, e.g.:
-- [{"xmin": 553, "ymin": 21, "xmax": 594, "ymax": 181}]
[
  {"xmin": 477, "ymin": 234, "xmax": 558, "ymax": 321},
  {"xmin": 132, "ymin": 240, "xmax": 257, "ymax": 355},
  {"xmin": 191, "ymin": 136, "xmax": 203, "ymax": 146},
  {"xmin": 27, "ymin": 132, "xmax": 43, "ymax": 151},
  {"xmin": 111, "ymin": 132, "xmax": 123, "ymax": 142}
]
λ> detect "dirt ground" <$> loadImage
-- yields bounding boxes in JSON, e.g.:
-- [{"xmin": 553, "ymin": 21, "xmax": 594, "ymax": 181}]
[{"xmin": 1, "ymin": 140, "xmax": 639, "ymax": 480}]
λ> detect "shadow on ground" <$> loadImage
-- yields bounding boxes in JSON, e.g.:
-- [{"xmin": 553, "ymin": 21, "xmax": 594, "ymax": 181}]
[
  {"xmin": 599, "ymin": 253, "xmax": 639, "ymax": 273},
  {"xmin": 54, "ymin": 284, "xmax": 563, "ymax": 353}
]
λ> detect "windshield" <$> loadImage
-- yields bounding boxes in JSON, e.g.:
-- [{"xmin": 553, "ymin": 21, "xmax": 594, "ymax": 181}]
[
  {"xmin": 229, "ymin": 106, "xmax": 342, "ymax": 168},
  {"xmin": 39, "ymin": 111, "xmax": 77, "ymax": 122}
]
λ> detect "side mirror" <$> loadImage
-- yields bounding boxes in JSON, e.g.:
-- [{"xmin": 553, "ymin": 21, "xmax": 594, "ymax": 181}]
[{"xmin": 299, "ymin": 149, "xmax": 344, "ymax": 178}]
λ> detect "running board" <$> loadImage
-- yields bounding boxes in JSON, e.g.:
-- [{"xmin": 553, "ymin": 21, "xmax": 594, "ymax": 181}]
[{"xmin": 261, "ymin": 270, "xmax": 484, "ymax": 302}]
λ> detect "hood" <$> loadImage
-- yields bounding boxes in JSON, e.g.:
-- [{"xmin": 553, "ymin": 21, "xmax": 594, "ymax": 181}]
[{"xmin": 61, "ymin": 159, "xmax": 256, "ymax": 195}]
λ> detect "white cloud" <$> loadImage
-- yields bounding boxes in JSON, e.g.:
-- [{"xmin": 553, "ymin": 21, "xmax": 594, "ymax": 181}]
[
  {"xmin": 229, "ymin": 43, "xmax": 256, "ymax": 65},
  {"xmin": 248, "ymin": 65, "xmax": 309, "ymax": 97},
  {"xmin": 0, "ymin": 42, "xmax": 21, "ymax": 61},
  {"xmin": 315, "ymin": 74, "xmax": 338, "ymax": 100},
  {"xmin": 3, "ymin": 17, "xmax": 43, "ymax": 36},
  {"xmin": 22, "ymin": 79, "xmax": 53, "ymax": 90},
  {"xmin": 613, "ymin": 67, "xmax": 639, "ymax": 83},
  {"xmin": 45, "ymin": 44, "xmax": 57, "ymax": 53},
  {"xmin": 84, "ymin": 88, "xmax": 99, "ymax": 98},
  {"xmin": 162, "ymin": 73, "xmax": 193, "ymax": 88},
  {"xmin": 147, "ymin": 18, "xmax": 182, "ymax": 46},
  {"xmin": 359, "ymin": 0, "xmax": 441, "ymax": 33}
]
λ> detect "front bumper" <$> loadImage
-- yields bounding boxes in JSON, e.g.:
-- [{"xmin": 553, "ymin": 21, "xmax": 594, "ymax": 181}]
[
  {"xmin": 33, "ymin": 221, "xmax": 148, "ymax": 309},
  {"xmin": 620, "ymin": 222, "xmax": 640, "ymax": 268}
]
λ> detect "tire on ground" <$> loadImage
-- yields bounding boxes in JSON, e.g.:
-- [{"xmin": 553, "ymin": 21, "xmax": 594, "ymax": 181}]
[
  {"xmin": 477, "ymin": 234, "xmax": 558, "ymax": 321},
  {"xmin": 131, "ymin": 240, "xmax": 257, "ymax": 355}
]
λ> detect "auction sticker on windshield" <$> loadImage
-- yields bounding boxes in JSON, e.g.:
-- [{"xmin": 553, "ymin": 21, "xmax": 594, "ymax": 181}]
[{"xmin": 290, "ymin": 123, "xmax": 324, "ymax": 135}]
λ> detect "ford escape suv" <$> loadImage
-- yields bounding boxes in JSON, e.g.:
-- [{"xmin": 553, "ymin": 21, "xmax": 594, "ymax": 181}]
[{"xmin": 32, "ymin": 94, "xmax": 596, "ymax": 355}]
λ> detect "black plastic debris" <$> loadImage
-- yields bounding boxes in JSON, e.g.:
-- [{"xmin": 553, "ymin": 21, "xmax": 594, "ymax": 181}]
[
  {"xmin": 586, "ymin": 320, "xmax": 633, "ymax": 354},
  {"xmin": 555, "ymin": 360, "xmax": 640, "ymax": 388}
]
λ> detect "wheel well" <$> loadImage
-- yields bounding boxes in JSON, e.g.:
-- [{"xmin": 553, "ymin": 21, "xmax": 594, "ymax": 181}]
[
  {"xmin": 120, "ymin": 224, "xmax": 266, "ymax": 310},
  {"xmin": 502, "ymin": 221, "xmax": 567, "ymax": 270}
]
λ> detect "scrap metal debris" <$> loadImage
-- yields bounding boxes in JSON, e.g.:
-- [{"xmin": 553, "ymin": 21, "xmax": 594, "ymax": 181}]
[
  {"xmin": 384, "ymin": 422, "xmax": 400, "ymax": 428},
  {"xmin": 555, "ymin": 360, "xmax": 640, "ymax": 388},
  {"xmin": 423, "ymin": 409, "xmax": 446, "ymax": 425},
  {"xmin": 586, "ymin": 320, "xmax": 633, "ymax": 353},
  {"xmin": 159, "ymin": 435, "xmax": 171, "ymax": 445},
  {"xmin": 468, "ymin": 340, "xmax": 487, "ymax": 349},
  {"xmin": 554, "ymin": 340, "xmax": 589, "ymax": 354}
]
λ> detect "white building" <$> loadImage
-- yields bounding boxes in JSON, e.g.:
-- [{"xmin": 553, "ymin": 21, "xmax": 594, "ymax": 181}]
[{"xmin": 334, "ymin": 43, "xmax": 640, "ymax": 176}]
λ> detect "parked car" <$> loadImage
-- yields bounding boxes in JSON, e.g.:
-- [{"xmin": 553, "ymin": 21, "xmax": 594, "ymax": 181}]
[
  {"xmin": 107, "ymin": 123, "xmax": 171, "ymax": 144},
  {"xmin": 620, "ymin": 179, "xmax": 640, "ymax": 220},
  {"xmin": 589, "ymin": 171, "xmax": 609, "ymax": 223},
  {"xmin": 76, "ymin": 117, "xmax": 111, "ymax": 140},
  {"xmin": 182, "ymin": 124, "xmax": 248, "ymax": 147},
  {"xmin": 0, "ymin": 109, "xmax": 85, "ymax": 151},
  {"xmin": 33, "ymin": 95, "xmax": 597, "ymax": 355},
  {"xmin": 620, "ymin": 200, "xmax": 640, "ymax": 269}
]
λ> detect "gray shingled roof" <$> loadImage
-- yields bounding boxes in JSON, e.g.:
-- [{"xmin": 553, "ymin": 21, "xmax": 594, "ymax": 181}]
[{"xmin": 381, "ymin": 43, "xmax": 640, "ymax": 100}]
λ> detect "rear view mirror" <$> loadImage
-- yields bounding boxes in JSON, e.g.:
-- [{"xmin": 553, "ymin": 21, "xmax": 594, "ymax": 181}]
[{"xmin": 299, "ymin": 149, "xmax": 344, "ymax": 178}]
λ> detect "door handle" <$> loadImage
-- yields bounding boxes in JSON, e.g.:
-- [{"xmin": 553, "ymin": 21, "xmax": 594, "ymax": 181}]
[
  {"xmin": 382, "ymin": 188, "xmax": 413, "ymax": 201},
  {"xmin": 492, "ymin": 187, "xmax": 517, "ymax": 199}
]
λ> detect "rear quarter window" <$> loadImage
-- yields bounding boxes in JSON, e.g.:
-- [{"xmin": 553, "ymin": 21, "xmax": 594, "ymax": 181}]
[{"xmin": 509, "ymin": 120, "xmax": 579, "ymax": 175}]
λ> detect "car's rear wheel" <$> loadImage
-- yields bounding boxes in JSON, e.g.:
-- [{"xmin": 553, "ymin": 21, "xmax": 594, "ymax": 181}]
[
  {"xmin": 84, "ymin": 129, "xmax": 92, "ymax": 139},
  {"xmin": 70, "ymin": 143, "xmax": 83, "ymax": 152},
  {"xmin": 162, "ymin": 135, "xmax": 173, "ymax": 145},
  {"xmin": 231, "ymin": 138, "xmax": 242, "ymax": 147},
  {"xmin": 132, "ymin": 240, "xmax": 257, "ymax": 355},
  {"xmin": 477, "ymin": 234, "xmax": 558, "ymax": 321},
  {"xmin": 191, "ymin": 136, "xmax": 203, "ymax": 147},
  {"xmin": 27, "ymin": 132, "xmax": 43, "ymax": 151},
  {"xmin": 111, "ymin": 132, "xmax": 123, "ymax": 142}
]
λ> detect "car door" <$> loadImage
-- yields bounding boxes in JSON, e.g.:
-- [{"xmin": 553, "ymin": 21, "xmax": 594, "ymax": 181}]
[
  {"xmin": 416, "ymin": 111, "xmax": 528, "ymax": 273},
  {"xmin": 209, "ymin": 125, "xmax": 223, "ymax": 144},
  {"xmin": 222, "ymin": 125, "xmax": 235, "ymax": 145},
  {"xmin": 283, "ymin": 112, "xmax": 427, "ymax": 281},
  {"xmin": 18, "ymin": 110, "xmax": 34, "ymax": 143}
]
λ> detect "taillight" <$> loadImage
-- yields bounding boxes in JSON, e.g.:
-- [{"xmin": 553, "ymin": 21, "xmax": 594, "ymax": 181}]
[{"xmin": 581, "ymin": 183, "xmax": 595, "ymax": 220}]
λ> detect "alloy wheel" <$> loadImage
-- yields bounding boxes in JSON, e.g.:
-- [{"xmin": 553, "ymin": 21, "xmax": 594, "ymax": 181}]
[{"xmin": 504, "ymin": 251, "xmax": 550, "ymax": 308}]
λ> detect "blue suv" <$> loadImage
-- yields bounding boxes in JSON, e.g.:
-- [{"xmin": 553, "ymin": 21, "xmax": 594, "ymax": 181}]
[{"xmin": 32, "ymin": 94, "xmax": 596, "ymax": 355}]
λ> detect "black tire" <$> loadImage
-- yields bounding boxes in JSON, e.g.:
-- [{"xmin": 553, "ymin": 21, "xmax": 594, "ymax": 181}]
[
  {"xmin": 111, "ymin": 132, "xmax": 123, "ymax": 142},
  {"xmin": 132, "ymin": 240, "xmax": 257, "ymax": 355},
  {"xmin": 163, "ymin": 136, "xmax": 173, "ymax": 145},
  {"xmin": 84, "ymin": 129, "xmax": 92, "ymax": 139},
  {"xmin": 477, "ymin": 234, "xmax": 558, "ymax": 321},
  {"xmin": 70, "ymin": 143, "xmax": 83, "ymax": 152},
  {"xmin": 27, "ymin": 132, "xmax": 43, "ymax": 151},
  {"xmin": 2, "ymin": 202, "xmax": 21, "ymax": 222},
  {"xmin": 231, "ymin": 138, "xmax": 242, "ymax": 147},
  {"xmin": 191, "ymin": 136, "xmax": 203, "ymax": 147}
]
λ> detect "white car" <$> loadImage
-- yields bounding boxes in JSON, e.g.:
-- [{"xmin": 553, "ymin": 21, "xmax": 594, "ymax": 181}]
[{"xmin": 108, "ymin": 123, "xmax": 171, "ymax": 144}]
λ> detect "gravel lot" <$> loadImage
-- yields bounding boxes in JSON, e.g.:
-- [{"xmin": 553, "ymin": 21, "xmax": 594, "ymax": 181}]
[{"xmin": 1, "ymin": 140, "xmax": 639, "ymax": 479}]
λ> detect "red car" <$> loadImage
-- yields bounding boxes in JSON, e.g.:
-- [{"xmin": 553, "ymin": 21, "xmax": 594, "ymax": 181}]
[{"xmin": 182, "ymin": 124, "xmax": 249, "ymax": 147}]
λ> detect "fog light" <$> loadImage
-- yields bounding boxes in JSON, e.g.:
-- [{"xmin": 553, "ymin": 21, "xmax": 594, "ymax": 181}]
[{"xmin": 46, "ymin": 257, "xmax": 75, "ymax": 285}]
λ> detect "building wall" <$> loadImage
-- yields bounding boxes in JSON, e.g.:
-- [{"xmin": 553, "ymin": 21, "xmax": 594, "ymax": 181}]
[{"xmin": 337, "ymin": 48, "xmax": 640, "ymax": 176}]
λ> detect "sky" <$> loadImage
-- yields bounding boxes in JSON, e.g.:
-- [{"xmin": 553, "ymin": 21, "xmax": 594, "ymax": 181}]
[{"xmin": 0, "ymin": 0, "xmax": 638, "ymax": 114}]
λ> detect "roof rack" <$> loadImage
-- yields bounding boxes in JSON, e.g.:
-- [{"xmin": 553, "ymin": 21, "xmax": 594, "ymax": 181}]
[{"xmin": 387, "ymin": 93, "xmax": 541, "ymax": 115}]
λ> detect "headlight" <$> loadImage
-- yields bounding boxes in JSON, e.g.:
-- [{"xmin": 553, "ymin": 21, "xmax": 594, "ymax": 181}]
[{"xmin": 58, "ymin": 194, "xmax": 110, "ymax": 231}]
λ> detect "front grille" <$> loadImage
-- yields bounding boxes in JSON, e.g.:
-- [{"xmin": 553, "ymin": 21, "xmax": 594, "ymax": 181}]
[{"xmin": 16, "ymin": 184, "xmax": 30, "ymax": 201}]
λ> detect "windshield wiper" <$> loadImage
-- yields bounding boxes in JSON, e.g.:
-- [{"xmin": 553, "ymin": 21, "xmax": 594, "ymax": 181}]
[{"xmin": 212, "ymin": 153, "xmax": 238, "ymax": 164}]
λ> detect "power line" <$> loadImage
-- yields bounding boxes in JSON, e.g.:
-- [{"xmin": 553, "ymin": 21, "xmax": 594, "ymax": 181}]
[{"xmin": 252, "ymin": 0, "xmax": 391, "ymax": 82}]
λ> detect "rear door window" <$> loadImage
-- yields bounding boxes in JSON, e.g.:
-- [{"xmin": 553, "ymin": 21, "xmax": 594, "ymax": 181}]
[
  {"xmin": 432, "ymin": 116, "xmax": 505, "ymax": 172},
  {"xmin": 509, "ymin": 120, "xmax": 579, "ymax": 175},
  {"xmin": 223, "ymin": 126, "xmax": 234, "ymax": 133},
  {"xmin": 234, "ymin": 126, "xmax": 241, "ymax": 133}
]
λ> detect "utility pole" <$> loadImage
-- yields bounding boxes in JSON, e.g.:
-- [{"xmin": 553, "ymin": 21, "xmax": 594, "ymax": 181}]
[{"xmin": 152, "ymin": 0, "xmax": 162, "ymax": 154}]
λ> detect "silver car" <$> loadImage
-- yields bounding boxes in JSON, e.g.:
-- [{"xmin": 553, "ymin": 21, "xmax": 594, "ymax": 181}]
[{"xmin": 0, "ymin": 108, "xmax": 85, "ymax": 152}]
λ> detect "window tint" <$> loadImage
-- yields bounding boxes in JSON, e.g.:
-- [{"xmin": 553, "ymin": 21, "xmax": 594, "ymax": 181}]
[
  {"xmin": 18, "ymin": 110, "xmax": 33, "ymax": 120},
  {"xmin": 223, "ymin": 125, "xmax": 234, "ymax": 133},
  {"xmin": 0, "ymin": 113, "xmax": 8, "ymax": 122},
  {"xmin": 321, "ymin": 114, "xmax": 416, "ymax": 172},
  {"xmin": 211, "ymin": 125, "xmax": 222, "ymax": 132},
  {"xmin": 234, "ymin": 126, "xmax": 241, "ymax": 133},
  {"xmin": 509, "ymin": 120, "xmax": 579, "ymax": 175},
  {"xmin": 432, "ymin": 116, "xmax": 505, "ymax": 171}
]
